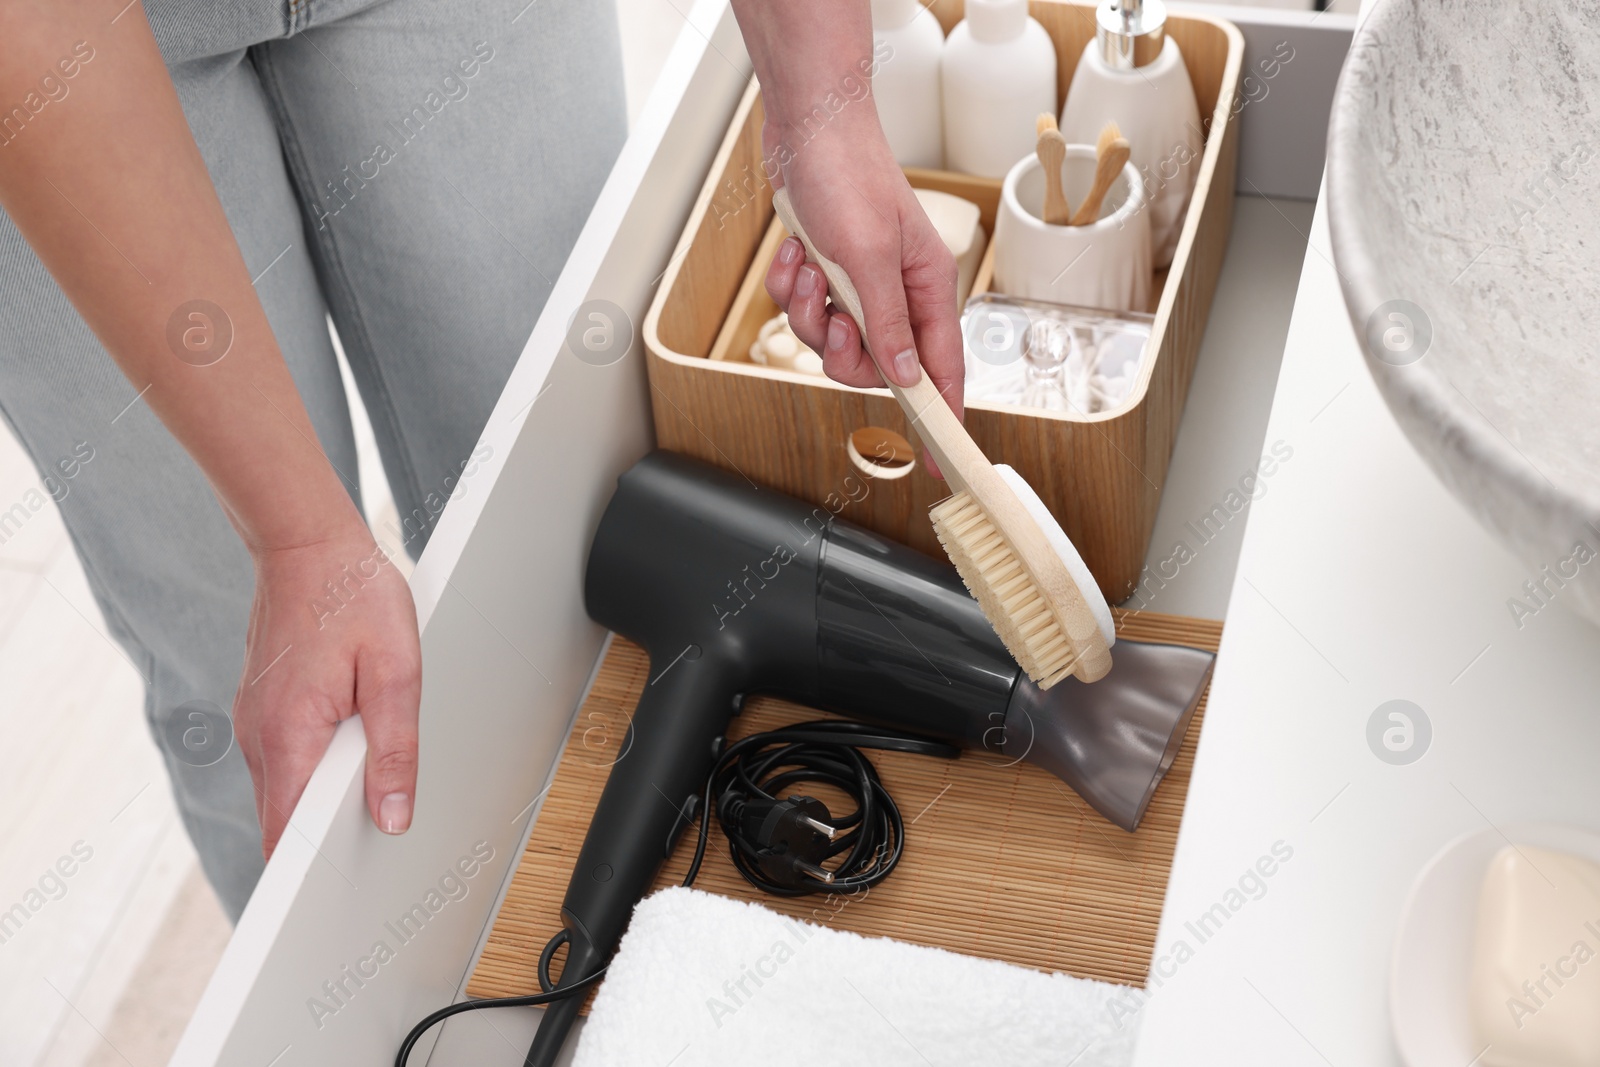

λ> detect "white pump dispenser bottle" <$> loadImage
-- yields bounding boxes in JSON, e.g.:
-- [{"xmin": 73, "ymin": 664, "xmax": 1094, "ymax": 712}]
[{"xmin": 1060, "ymin": 0, "xmax": 1201, "ymax": 267}]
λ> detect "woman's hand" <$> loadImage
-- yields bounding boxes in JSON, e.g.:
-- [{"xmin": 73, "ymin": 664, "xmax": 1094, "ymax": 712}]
[
  {"xmin": 731, "ymin": 0, "xmax": 965, "ymax": 476},
  {"xmin": 234, "ymin": 533, "xmax": 421, "ymax": 859},
  {"xmin": 762, "ymin": 125, "xmax": 965, "ymax": 432},
  {"xmin": 0, "ymin": 5, "xmax": 425, "ymax": 857}
]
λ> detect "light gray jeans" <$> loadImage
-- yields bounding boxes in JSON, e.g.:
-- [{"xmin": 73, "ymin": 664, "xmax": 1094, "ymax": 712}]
[{"xmin": 0, "ymin": 0, "xmax": 626, "ymax": 920}]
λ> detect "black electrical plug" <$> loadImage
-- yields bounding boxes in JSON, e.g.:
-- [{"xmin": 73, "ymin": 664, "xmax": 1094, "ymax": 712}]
[{"xmin": 738, "ymin": 795, "xmax": 837, "ymax": 890}]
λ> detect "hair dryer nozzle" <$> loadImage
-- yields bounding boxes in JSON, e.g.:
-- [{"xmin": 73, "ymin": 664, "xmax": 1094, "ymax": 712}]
[{"xmin": 999, "ymin": 638, "xmax": 1215, "ymax": 831}]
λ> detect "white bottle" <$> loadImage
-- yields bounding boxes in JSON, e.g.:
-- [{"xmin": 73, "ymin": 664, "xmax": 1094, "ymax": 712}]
[
  {"xmin": 870, "ymin": 0, "xmax": 945, "ymax": 169},
  {"xmin": 941, "ymin": 0, "xmax": 1058, "ymax": 179},
  {"xmin": 1060, "ymin": 0, "xmax": 1201, "ymax": 268}
]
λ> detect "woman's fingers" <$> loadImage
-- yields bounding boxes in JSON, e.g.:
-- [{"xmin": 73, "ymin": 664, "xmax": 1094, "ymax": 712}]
[
  {"xmin": 819, "ymin": 311, "xmax": 880, "ymax": 387},
  {"xmin": 357, "ymin": 644, "xmax": 423, "ymax": 835},
  {"xmin": 255, "ymin": 710, "xmax": 336, "ymax": 859},
  {"xmin": 765, "ymin": 237, "xmax": 879, "ymax": 386},
  {"xmin": 902, "ymin": 221, "xmax": 965, "ymax": 424},
  {"xmin": 234, "ymin": 537, "xmax": 423, "ymax": 861},
  {"xmin": 764, "ymin": 242, "xmax": 828, "ymax": 351},
  {"xmin": 763, "ymin": 235, "xmax": 804, "ymax": 306},
  {"xmin": 837, "ymin": 232, "xmax": 922, "ymax": 389},
  {"xmin": 785, "ymin": 263, "xmax": 830, "ymax": 352},
  {"xmin": 761, "ymin": 139, "xmax": 968, "ymax": 456}
]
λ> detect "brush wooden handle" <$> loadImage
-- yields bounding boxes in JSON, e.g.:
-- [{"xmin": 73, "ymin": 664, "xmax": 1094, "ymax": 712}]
[{"xmin": 1069, "ymin": 138, "xmax": 1131, "ymax": 226}]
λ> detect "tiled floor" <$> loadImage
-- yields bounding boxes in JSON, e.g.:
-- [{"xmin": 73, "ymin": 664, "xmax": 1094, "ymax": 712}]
[{"xmin": 4, "ymin": 2, "xmax": 1340, "ymax": 1063}]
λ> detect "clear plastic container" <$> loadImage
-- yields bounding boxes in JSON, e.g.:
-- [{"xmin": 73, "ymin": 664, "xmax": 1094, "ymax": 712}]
[{"xmin": 961, "ymin": 293, "xmax": 1153, "ymax": 415}]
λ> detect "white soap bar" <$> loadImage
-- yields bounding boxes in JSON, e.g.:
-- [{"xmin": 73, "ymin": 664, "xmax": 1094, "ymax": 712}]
[
  {"xmin": 913, "ymin": 188, "xmax": 986, "ymax": 309},
  {"xmin": 1471, "ymin": 844, "xmax": 1600, "ymax": 1067}
]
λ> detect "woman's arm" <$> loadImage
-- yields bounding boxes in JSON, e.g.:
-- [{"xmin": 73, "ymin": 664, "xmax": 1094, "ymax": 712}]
[
  {"xmin": 0, "ymin": 2, "xmax": 420, "ymax": 856},
  {"xmin": 730, "ymin": 0, "xmax": 964, "ymax": 460}
]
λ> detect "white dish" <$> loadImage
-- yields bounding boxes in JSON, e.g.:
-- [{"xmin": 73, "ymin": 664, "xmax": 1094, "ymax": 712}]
[{"xmin": 1390, "ymin": 823, "xmax": 1600, "ymax": 1066}]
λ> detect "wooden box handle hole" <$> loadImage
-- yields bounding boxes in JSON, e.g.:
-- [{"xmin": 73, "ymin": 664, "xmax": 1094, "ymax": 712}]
[{"xmin": 847, "ymin": 427, "xmax": 916, "ymax": 480}]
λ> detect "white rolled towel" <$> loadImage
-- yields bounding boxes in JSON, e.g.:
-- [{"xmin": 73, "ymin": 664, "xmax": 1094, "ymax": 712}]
[{"xmin": 572, "ymin": 887, "xmax": 1139, "ymax": 1067}]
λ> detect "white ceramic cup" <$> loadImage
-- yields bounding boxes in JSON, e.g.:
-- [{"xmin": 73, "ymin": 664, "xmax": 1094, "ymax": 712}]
[{"xmin": 993, "ymin": 146, "xmax": 1152, "ymax": 312}]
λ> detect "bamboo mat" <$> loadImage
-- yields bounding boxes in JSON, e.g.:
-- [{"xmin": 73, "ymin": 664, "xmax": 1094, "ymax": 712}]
[{"xmin": 469, "ymin": 609, "xmax": 1221, "ymax": 1003}]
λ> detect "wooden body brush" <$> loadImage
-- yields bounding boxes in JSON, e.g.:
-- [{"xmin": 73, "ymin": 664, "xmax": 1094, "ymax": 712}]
[{"xmin": 771, "ymin": 187, "xmax": 1114, "ymax": 686}]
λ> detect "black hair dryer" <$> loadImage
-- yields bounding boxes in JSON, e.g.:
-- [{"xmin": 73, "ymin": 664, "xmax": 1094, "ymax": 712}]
[{"xmin": 524, "ymin": 451, "xmax": 1214, "ymax": 1064}]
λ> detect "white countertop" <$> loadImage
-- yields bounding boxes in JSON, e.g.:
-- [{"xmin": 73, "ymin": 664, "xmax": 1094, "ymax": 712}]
[{"xmin": 1129, "ymin": 184, "xmax": 1600, "ymax": 1065}]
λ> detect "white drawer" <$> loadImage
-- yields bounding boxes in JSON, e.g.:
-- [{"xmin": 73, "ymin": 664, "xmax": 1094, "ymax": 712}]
[{"xmin": 172, "ymin": 4, "xmax": 1355, "ymax": 1065}]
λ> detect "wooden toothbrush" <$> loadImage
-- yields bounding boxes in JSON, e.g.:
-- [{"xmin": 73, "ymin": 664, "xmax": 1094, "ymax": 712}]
[
  {"xmin": 1069, "ymin": 122, "xmax": 1132, "ymax": 226},
  {"xmin": 1035, "ymin": 113, "xmax": 1072, "ymax": 225},
  {"xmin": 770, "ymin": 187, "xmax": 1113, "ymax": 685}
]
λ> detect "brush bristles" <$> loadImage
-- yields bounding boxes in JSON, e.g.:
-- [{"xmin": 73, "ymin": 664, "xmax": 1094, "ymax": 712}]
[{"xmin": 930, "ymin": 490, "xmax": 1077, "ymax": 688}]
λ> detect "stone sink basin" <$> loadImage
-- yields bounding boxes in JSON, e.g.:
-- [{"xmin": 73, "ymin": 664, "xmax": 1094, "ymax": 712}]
[{"xmin": 1327, "ymin": 0, "xmax": 1600, "ymax": 627}]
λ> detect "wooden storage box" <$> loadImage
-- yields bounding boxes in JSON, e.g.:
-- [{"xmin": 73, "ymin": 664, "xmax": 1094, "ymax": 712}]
[{"xmin": 643, "ymin": 1, "xmax": 1243, "ymax": 602}]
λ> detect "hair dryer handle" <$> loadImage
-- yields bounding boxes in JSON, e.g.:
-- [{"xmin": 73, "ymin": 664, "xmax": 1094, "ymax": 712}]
[
  {"xmin": 558, "ymin": 650, "xmax": 738, "ymax": 962},
  {"xmin": 526, "ymin": 655, "xmax": 740, "ymax": 1066}
]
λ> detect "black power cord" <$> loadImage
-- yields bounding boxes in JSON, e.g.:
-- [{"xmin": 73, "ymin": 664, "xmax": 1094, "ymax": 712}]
[
  {"xmin": 396, "ymin": 719, "xmax": 956, "ymax": 1067},
  {"xmin": 685, "ymin": 720, "xmax": 958, "ymax": 894},
  {"xmin": 393, "ymin": 957, "xmax": 606, "ymax": 1067}
]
